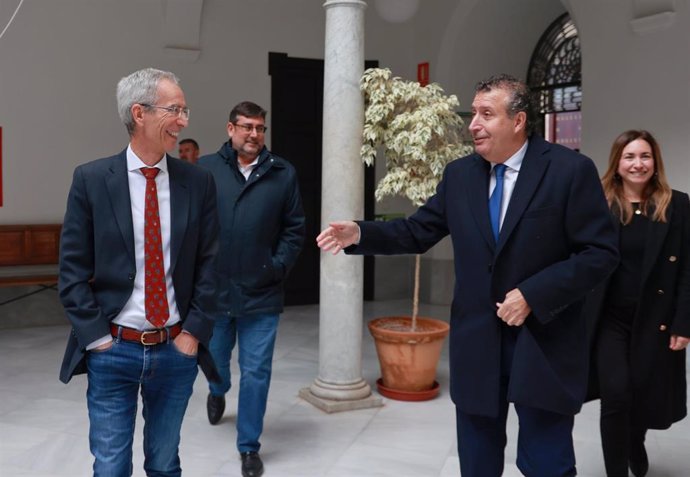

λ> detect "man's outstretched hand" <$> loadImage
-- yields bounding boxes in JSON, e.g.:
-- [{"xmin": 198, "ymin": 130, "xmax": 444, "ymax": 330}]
[{"xmin": 316, "ymin": 221, "xmax": 359, "ymax": 254}]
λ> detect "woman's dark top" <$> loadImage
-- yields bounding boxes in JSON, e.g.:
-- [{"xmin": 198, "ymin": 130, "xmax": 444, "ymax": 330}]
[{"xmin": 605, "ymin": 203, "xmax": 650, "ymax": 312}]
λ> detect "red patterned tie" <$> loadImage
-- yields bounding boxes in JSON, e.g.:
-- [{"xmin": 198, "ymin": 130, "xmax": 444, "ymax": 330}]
[{"xmin": 141, "ymin": 167, "xmax": 169, "ymax": 328}]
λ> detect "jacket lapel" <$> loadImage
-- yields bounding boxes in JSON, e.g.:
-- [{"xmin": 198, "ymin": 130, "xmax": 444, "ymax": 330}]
[
  {"xmin": 168, "ymin": 156, "xmax": 189, "ymax": 273},
  {"xmin": 105, "ymin": 151, "xmax": 135, "ymax": 263},
  {"xmin": 496, "ymin": 138, "xmax": 550, "ymax": 255},
  {"xmin": 466, "ymin": 155, "xmax": 495, "ymax": 249}
]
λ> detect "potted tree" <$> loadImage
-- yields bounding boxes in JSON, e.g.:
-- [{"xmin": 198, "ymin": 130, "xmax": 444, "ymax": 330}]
[{"xmin": 361, "ymin": 67, "xmax": 473, "ymax": 401}]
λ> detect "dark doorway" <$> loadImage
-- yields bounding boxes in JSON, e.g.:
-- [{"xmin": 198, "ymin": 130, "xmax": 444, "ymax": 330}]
[{"xmin": 269, "ymin": 52, "xmax": 376, "ymax": 305}]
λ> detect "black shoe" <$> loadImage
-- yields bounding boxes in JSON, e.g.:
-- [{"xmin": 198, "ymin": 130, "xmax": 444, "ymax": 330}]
[
  {"xmin": 241, "ymin": 451, "xmax": 264, "ymax": 477},
  {"xmin": 629, "ymin": 431, "xmax": 649, "ymax": 477},
  {"xmin": 206, "ymin": 393, "xmax": 225, "ymax": 425}
]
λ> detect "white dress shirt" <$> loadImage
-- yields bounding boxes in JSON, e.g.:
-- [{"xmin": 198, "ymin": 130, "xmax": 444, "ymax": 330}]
[
  {"xmin": 488, "ymin": 140, "xmax": 528, "ymax": 231},
  {"xmin": 87, "ymin": 145, "xmax": 181, "ymax": 349}
]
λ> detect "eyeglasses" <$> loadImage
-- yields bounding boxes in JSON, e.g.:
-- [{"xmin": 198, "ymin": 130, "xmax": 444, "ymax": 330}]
[
  {"xmin": 233, "ymin": 123, "xmax": 267, "ymax": 134},
  {"xmin": 140, "ymin": 103, "xmax": 190, "ymax": 120}
]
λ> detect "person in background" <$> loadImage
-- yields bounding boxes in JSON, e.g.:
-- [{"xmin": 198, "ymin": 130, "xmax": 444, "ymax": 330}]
[
  {"xmin": 588, "ymin": 129, "xmax": 690, "ymax": 477},
  {"xmin": 317, "ymin": 74, "xmax": 619, "ymax": 476},
  {"xmin": 58, "ymin": 68, "xmax": 220, "ymax": 476},
  {"xmin": 198, "ymin": 101, "xmax": 305, "ymax": 477},
  {"xmin": 179, "ymin": 137, "xmax": 200, "ymax": 163}
]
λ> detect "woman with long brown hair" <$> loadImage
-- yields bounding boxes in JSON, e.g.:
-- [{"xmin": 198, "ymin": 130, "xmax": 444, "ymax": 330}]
[{"xmin": 589, "ymin": 130, "xmax": 690, "ymax": 476}]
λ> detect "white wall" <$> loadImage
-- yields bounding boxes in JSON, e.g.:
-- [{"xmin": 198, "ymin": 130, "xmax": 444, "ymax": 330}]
[
  {"xmin": 2, "ymin": 0, "xmax": 689, "ymax": 297},
  {"xmin": 0, "ymin": 0, "xmax": 454, "ymax": 224},
  {"xmin": 569, "ymin": 0, "xmax": 690, "ymax": 187},
  {"xmin": 0, "ymin": 0, "xmax": 331, "ymax": 222},
  {"xmin": 439, "ymin": 0, "xmax": 567, "ymax": 109}
]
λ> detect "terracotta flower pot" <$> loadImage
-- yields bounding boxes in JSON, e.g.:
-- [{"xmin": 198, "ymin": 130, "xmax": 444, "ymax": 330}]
[{"xmin": 368, "ymin": 316, "xmax": 450, "ymax": 401}]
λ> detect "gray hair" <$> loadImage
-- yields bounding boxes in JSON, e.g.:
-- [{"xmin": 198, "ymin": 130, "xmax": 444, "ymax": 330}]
[{"xmin": 116, "ymin": 68, "xmax": 180, "ymax": 135}]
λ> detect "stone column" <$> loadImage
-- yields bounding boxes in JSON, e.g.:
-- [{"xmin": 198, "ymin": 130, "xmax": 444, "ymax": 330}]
[{"xmin": 299, "ymin": 0, "xmax": 382, "ymax": 412}]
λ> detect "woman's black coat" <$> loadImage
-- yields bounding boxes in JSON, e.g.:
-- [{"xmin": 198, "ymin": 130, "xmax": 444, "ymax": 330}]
[{"xmin": 586, "ymin": 190, "xmax": 690, "ymax": 429}]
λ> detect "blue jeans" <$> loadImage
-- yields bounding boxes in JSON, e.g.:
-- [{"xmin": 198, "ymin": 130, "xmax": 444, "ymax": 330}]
[
  {"xmin": 86, "ymin": 336, "xmax": 198, "ymax": 477},
  {"xmin": 208, "ymin": 312, "xmax": 279, "ymax": 453}
]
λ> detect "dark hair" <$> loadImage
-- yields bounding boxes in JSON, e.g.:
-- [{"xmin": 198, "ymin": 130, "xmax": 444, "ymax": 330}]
[
  {"xmin": 179, "ymin": 138, "xmax": 199, "ymax": 149},
  {"xmin": 475, "ymin": 74, "xmax": 535, "ymax": 135},
  {"xmin": 601, "ymin": 129, "xmax": 671, "ymax": 224},
  {"xmin": 229, "ymin": 101, "xmax": 267, "ymax": 123}
]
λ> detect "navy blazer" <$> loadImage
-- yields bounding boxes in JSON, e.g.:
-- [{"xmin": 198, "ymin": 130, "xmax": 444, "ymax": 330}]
[
  {"xmin": 58, "ymin": 150, "xmax": 220, "ymax": 384},
  {"xmin": 351, "ymin": 135, "xmax": 619, "ymax": 417}
]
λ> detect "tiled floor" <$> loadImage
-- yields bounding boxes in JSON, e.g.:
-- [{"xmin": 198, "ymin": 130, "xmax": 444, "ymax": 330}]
[{"xmin": 0, "ymin": 299, "xmax": 688, "ymax": 476}]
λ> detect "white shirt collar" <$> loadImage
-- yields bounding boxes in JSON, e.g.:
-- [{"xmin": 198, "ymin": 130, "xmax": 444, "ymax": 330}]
[
  {"xmin": 491, "ymin": 140, "xmax": 528, "ymax": 172},
  {"xmin": 126, "ymin": 144, "xmax": 168, "ymax": 174},
  {"xmin": 238, "ymin": 155, "xmax": 259, "ymax": 170},
  {"xmin": 237, "ymin": 156, "xmax": 260, "ymax": 180}
]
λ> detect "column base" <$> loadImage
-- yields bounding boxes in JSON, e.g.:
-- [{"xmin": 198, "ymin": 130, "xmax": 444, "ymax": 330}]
[{"xmin": 299, "ymin": 378, "xmax": 383, "ymax": 413}]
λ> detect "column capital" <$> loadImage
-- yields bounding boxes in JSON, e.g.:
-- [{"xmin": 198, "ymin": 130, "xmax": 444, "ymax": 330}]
[{"xmin": 323, "ymin": 0, "xmax": 367, "ymax": 10}]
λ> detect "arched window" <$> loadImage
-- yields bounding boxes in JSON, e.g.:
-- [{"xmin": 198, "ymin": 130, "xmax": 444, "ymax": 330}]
[{"xmin": 527, "ymin": 13, "xmax": 582, "ymax": 150}]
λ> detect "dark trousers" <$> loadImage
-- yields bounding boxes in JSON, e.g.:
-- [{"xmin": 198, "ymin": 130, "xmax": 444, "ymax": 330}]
[
  {"xmin": 595, "ymin": 306, "xmax": 647, "ymax": 477},
  {"xmin": 455, "ymin": 326, "xmax": 576, "ymax": 477}
]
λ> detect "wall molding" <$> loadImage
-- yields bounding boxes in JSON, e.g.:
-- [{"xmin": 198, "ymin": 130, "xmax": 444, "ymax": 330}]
[
  {"xmin": 630, "ymin": 10, "xmax": 676, "ymax": 34},
  {"xmin": 163, "ymin": 0, "xmax": 204, "ymax": 61}
]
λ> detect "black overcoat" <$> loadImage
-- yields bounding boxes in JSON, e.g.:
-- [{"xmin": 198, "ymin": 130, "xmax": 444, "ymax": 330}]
[
  {"xmin": 350, "ymin": 135, "xmax": 619, "ymax": 418},
  {"xmin": 586, "ymin": 190, "xmax": 690, "ymax": 429}
]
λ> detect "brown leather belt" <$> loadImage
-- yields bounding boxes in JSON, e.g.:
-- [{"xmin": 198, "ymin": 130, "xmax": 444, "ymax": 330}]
[{"xmin": 110, "ymin": 323, "xmax": 182, "ymax": 345}]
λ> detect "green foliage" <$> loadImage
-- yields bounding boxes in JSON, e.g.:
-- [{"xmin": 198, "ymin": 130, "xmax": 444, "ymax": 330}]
[{"xmin": 361, "ymin": 68, "xmax": 474, "ymax": 206}]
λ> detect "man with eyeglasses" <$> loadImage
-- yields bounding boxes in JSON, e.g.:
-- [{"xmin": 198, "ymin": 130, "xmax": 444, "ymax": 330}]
[
  {"xmin": 198, "ymin": 101, "xmax": 305, "ymax": 477},
  {"xmin": 58, "ymin": 68, "xmax": 220, "ymax": 476}
]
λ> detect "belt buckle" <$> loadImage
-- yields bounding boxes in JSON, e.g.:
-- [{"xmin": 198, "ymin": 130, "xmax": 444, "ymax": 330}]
[{"xmin": 140, "ymin": 330, "xmax": 161, "ymax": 346}]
